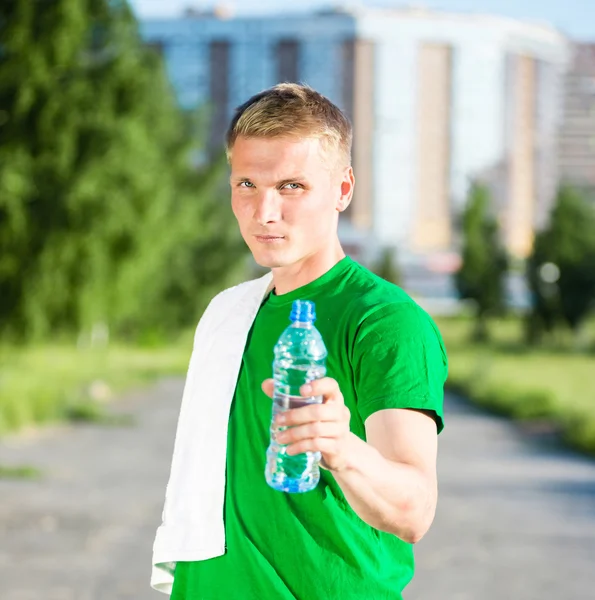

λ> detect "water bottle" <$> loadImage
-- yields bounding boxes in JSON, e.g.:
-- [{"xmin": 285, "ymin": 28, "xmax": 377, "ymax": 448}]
[{"xmin": 265, "ymin": 300, "xmax": 328, "ymax": 493}]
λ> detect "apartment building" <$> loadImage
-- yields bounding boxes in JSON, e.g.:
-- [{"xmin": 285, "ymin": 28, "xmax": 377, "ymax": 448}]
[
  {"xmin": 141, "ymin": 7, "xmax": 569, "ymax": 260},
  {"xmin": 559, "ymin": 43, "xmax": 595, "ymax": 195}
]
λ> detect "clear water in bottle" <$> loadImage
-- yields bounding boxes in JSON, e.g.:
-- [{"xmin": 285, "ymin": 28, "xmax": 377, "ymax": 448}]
[{"xmin": 265, "ymin": 300, "xmax": 327, "ymax": 493}]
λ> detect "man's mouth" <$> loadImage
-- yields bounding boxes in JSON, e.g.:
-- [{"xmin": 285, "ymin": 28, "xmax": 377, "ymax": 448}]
[{"xmin": 254, "ymin": 235, "xmax": 285, "ymax": 243}]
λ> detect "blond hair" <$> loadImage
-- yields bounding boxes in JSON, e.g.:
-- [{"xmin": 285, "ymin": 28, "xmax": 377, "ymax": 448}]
[{"xmin": 225, "ymin": 83, "xmax": 352, "ymax": 168}]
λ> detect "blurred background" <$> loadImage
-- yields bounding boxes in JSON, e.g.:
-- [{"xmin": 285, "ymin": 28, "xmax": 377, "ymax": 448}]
[{"xmin": 1, "ymin": 0, "xmax": 594, "ymax": 599}]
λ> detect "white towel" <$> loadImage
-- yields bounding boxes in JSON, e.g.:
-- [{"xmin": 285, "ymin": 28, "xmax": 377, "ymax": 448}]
[{"xmin": 151, "ymin": 272, "xmax": 274, "ymax": 595}]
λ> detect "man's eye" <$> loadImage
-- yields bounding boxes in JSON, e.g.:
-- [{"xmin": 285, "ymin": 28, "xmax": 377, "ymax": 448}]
[
  {"xmin": 283, "ymin": 183, "xmax": 302, "ymax": 190},
  {"xmin": 239, "ymin": 181, "xmax": 254, "ymax": 188}
]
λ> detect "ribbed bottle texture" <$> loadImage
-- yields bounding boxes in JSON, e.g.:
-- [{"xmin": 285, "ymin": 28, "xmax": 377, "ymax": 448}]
[{"xmin": 265, "ymin": 300, "xmax": 328, "ymax": 493}]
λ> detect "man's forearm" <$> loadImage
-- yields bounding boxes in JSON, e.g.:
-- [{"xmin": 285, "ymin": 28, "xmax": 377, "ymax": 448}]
[{"xmin": 331, "ymin": 433, "xmax": 437, "ymax": 544}]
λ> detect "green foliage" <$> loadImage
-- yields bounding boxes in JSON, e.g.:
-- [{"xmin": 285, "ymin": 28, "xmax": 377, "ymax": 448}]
[
  {"xmin": 64, "ymin": 400, "xmax": 135, "ymax": 426},
  {"xmin": 372, "ymin": 247, "xmax": 402, "ymax": 286},
  {"xmin": 563, "ymin": 412, "xmax": 595, "ymax": 455},
  {"xmin": 438, "ymin": 315, "xmax": 595, "ymax": 456},
  {"xmin": 466, "ymin": 382, "xmax": 556, "ymax": 421},
  {"xmin": 527, "ymin": 184, "xmax": 595, "ymax": 340},
  {"xmin": 0, "ymin": 337, "xmax": 193, "ymax": 435},
  {"xmin": 455, "ymin": 182, "xmax": 508, "ymax": 341},
  {"xmin": 526, "ymin": 234, "xmax": 561, "ymax": 342},
  {"xmin": 0, "ymin": 465, "xmax": 41, "ymax": 480},
  {"xmin": 0, "ymin": 0, "xmax": 245, "ymax": 341}
]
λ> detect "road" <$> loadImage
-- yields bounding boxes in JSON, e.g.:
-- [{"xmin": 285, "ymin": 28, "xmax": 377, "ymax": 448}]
[{"xmin": 1, "ymin": 380, "xmax": 594, "ymax": 599}]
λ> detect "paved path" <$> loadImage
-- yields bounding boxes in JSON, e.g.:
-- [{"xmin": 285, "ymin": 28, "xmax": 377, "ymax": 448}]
[
  {"xmin": 0, "ymin": 379, "xmax": 180, "ymax": 600},
  {"xmin": 409, "ymin": 394, "xmax": 595, "ymax": 600},
  {"xmin": 1, "ymin": 381, "xmax": 594, "ymax": 599}
]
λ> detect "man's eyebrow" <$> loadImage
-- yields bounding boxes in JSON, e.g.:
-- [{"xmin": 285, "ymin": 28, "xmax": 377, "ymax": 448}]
[
  {"xmin": 229, "ymin": 175, "xmax": 309, "ymax": 185},
  {"xmin": 276, "ymin": 175, "xmax": 308, "ymax": 186}
]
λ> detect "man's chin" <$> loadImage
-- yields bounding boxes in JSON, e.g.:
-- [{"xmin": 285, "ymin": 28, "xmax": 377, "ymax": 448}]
[
  {"xmin": 251, "ymin": 250, "xmax": 291, "ymax": 270},
  {"xmin": 253, "ymin": 257, "xmax": 285, "ymax": 269}
]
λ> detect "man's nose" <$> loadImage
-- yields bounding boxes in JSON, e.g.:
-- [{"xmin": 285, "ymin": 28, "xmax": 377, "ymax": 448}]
[{"xmin": 254, "ymin": 190, "xmax": 281, "ymax": 225}]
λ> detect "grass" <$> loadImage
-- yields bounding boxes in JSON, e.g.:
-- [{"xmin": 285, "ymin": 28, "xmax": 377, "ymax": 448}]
[
  {"xmin": 0, "ymin": 464, "xmax": 41, "ymax": 480},
  {"xmin": 435, "ymin": 316, "xmax": 595, "ymax": 455},
  {"xmin": 64, "ymin": 400, "xmax": 137, "ymax": 426},
  {"xmin": 0, "ymin": 333, "xmax": 193, "ymax": 436},
  {"xmin": 3, "ymin": 317, "xmax": 594, "ymax": 459}
]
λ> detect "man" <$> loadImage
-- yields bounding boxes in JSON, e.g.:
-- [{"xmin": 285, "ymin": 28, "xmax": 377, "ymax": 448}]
[{"xmin": 152, "ymin": 83, "xmax": 447, "ymax": 599}]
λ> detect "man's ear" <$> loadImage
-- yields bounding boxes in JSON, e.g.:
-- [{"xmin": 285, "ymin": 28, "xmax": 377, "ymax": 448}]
[{"xmin": 337, "ymin": 166, "xmax": 355, "ymax": 212}]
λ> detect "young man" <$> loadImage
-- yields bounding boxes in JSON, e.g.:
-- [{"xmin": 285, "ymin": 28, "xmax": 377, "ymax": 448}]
[{"xmin": 151, "ymin": 83, "xmax": 448, "ymax": 599}]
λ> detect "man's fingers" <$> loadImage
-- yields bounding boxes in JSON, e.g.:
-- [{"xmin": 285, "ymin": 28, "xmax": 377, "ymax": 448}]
[
  {"xmin": 300, "ymin": 377, "xmax": 343, "ymax": 403},
  {"xmin": 276, "ymin": 402, "xmax": 350, "ymax": 427},
  {"xmin": 276, "ymin": 421, "xmax": 344, "ymax": 444},
  {"xmin": 286, "ymin": 437, "xmax": 337, "ymax": 457},
  {"xmin": 262, "ymin": 377, "xmax": 343, "ymax": 404},
  {"xmin": 261, "ymin": 379, "xmax": 274, "ymax": 398}
]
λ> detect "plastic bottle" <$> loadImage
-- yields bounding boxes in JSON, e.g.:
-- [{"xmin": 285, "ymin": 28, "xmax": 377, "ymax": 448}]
[{"xmin": 265, "ymin": 300, "xmax": 328, "ymax": 493}]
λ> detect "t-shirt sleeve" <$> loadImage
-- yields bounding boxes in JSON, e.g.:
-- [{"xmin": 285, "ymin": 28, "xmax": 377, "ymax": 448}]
[{"xmin": 351, "ymin": 302, "xmax": 448, "ymax": 433}]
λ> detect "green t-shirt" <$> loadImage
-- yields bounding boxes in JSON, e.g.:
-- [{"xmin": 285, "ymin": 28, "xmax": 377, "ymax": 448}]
[{"xmin": 171, "ymin": 256, "xmax": 447, "ymax": 600}]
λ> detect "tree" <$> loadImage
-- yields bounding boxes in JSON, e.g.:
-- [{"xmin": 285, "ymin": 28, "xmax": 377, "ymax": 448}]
[
  {"xmin": 526, "ymin": 184, "xmax": 595, "ymax": 342},
  {"xmin": 372, "ymin": 247, "xmax": 402, "ymax": 287},
  {"xmin": 0, "ymin": 0, "xmax": 245, "ymax": 341},
  {"xmin": 0, "ymin": 0, "xmax": 91, "ymax": 337},
  {"xmin": 525, "ymin": 233, "xmax": 561, "ymax": 343},
  {"xmin": 455, "ymin": 181, "xmax": 508, "ymax": 341}
]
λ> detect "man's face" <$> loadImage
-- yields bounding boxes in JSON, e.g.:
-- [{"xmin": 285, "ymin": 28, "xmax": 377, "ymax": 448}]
[{"xmin": 230, "ymin": 135, "xmax": 349, "ymax": 269}]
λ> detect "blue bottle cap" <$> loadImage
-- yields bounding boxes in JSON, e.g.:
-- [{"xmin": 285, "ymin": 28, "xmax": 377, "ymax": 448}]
[{"xmin": 290, "ymin": 300, "xmax": 316, "ymax": 323}]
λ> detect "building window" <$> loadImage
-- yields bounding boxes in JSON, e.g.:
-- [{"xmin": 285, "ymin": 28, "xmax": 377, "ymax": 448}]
[
  {"xmin": 340, "ymin": 39, "xmax": 356, "ymax": 121},
  {"xmin": 276, "ymin": 39, "xmax": 300, "ymax": 83},
  {"xmin": 208, "ymin": 40, "xmax": 231, "ymax": 151}
]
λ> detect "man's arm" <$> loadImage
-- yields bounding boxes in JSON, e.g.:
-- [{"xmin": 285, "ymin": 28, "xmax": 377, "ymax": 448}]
[
  {"xmin": 263, "ymin": 377, "xmax": 439, "ymax": 544},
  {"xmin": 332, "ymin": 407, "xmax": 438, "ymax": 544}
]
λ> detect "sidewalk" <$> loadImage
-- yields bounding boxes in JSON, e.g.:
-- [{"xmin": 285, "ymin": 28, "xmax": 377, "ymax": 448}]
[
  {"xmin": 0, "ymin": 379, "xmax": 180, "ymax": 600},
  {"xmin": 0, "ymin": 381, "xmax": 594, "ymax": 599},
  {"xmin": 409, "ymin": 394, "xmax": 595, "ymax": 599}
]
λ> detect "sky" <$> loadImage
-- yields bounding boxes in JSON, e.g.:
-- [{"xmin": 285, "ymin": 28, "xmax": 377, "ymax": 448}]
[{"xmin": 131, "ymin": 0, "xmax": 595, "ymax": 41}]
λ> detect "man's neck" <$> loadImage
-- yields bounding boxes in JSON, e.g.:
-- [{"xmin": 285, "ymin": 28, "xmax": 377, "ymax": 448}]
[{"xmin": 272, "ymin": 242, "xmax": 346, "ymax": 295}]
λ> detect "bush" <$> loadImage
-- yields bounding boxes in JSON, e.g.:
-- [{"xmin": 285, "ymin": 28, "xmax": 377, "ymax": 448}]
[
  {"xmin": 527, "ymin": 184, "xmax": 595, "ymax": 344},
  {"xmin": 372, "ymin": 247, "xmax": 402, "ymax": 286},
  {"xmin": 439, "ymin": 316, "xmax": 595, "ymax": 456},
  {"xmin": 562, "ymin": 413, "xmax": 595, "ymax": 456},
  {"xmin": 455, "ymin": 182, "xmax": 508, "ymax": 341}
]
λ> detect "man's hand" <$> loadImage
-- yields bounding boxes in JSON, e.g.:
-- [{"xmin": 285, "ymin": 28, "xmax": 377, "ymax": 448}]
[
  {"xmin": 261, "ymin": 377, "xmax": 352, "ymax": 472},
  {"xmin": 262, "ymin": 377, "xmax": 439, "ymax": 542}
]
